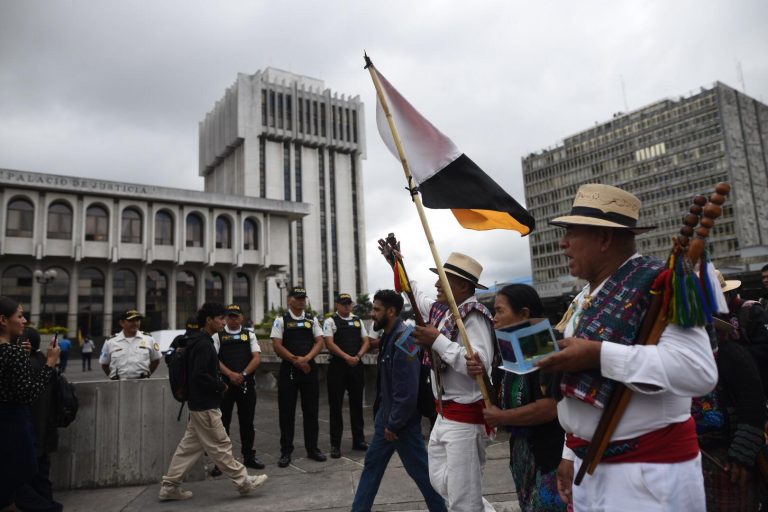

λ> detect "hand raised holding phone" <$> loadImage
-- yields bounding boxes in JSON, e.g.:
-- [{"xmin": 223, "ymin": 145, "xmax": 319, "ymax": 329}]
[{"xmin": 46, "ymin": 334, "xmax": 61, "ymax": 368}]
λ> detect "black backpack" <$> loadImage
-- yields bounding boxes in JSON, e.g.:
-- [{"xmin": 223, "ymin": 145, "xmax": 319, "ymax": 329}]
[
  {"xmin": 52, "ymin": 371, "xmax": 78, "ymax": 428},
  {"xmin": 165, "ymin": 335, "xmax": 191, "ymax": 420}
]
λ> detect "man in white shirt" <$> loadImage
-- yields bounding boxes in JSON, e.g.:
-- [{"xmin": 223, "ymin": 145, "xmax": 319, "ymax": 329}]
[
  {"xmin": 537, "ymin": 183, "xmax": 718, "ymax": 511},
  {"xmin": 323, "ymin": 293, "xmax": 371, "ymax": 458},
  {"xmin": 100, "ymin": 309, "xmax": 161, "ymax": 379},
  {"xmin": 271, "ymin": 287, "xmax": 326, "ymax": 468},
  {"xmin": 411, "ymin": 252, "xmax": 496, "ymax": 512}
]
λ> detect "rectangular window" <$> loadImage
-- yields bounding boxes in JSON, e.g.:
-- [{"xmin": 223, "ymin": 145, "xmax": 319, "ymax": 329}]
[
  {"xmin": 259, "ymin": 136, "xmax": 266, "ymax": 198},
  {"xmin": 283, "ymin": 142, "xmax": 291, "ymax": 200},
  {"xmin": 329, "ymin": 150, "xmax": 339, "ymax": 296},
  {"xmin": 286, "ymin": 94, "xmax": 293, "ymax": 131},
  {"xmin": 47, "ymin": 207, "xmax": 72, "ymax": 240},
  {"xmin": 305, "ymin": 99, "xmax": 311, "ymax": 136},
  {"xmin": 261, "ymin": 89, "xmax": 267, "ymax": 126},
  {"xmin": 295, "ymin": 144, "xmax": 304, "ymax": 284},
  {"xmin": 154, "ymin": 214, "xmax": 173, "ymax": 245},
  {"xmin": 352, "ymin": 110, "xmax": 358, "ymax": 143},
  {"xmin": 332, "ymin": 106, "xmax": 337, "ymax": 139},
  {"xmin": 318, "ymin": 148, "xmax": 329, "ymax": 313},
  {"xmin": 345, "ymin": 108, "xmax": 351, "ymax": 141},
  {"xmin": 121, "ymin": 217, "xmax": 141, "ymax": 244},
  {"xmin": 298, "ymin": 96, "xmax": 304, "ymax": 133},
  {"xmin": 350, "ymin": 156, "xmax": 361, "ymax": 295},
  {"xmin": 320, "ymin": 103, "xmax": 326, "ymax": 137},
  {"xmin": 269, "ymin": 90, "xmax": 276, "ymax": 127},
  {"xmin": 313, "ymin": 101, "xmax": 319, "ymax": 135},
  {"xmin": 277, "ymin": 92, "xmax": 284, "ymax": 129}
]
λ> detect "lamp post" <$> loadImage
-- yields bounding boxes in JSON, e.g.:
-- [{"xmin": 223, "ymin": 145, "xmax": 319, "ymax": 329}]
[
  {"xmin": 33, "ymin": 269, "xmax": 57, "ymax": 328},
  {"xmin": 275, "ymin": 274, "xmax": 289, "ymax": 310}
]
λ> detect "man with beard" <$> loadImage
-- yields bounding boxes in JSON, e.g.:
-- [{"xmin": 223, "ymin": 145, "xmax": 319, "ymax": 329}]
[{"xmin": 352, "ymin": 290, "xmax": 446, "ymax": 512}]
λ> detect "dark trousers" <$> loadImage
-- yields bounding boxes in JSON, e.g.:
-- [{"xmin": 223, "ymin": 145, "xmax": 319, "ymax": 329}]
[
  {"xmin": 220, "ymin": 380, "xmax": 256, "ymax": 458},
  {"xmin": 81, "ymin": 353, "xmax": 92, "ymax": 371},
  {"xmin": 58, "ymin": 352, "xmax": 68, "ymax": 373},
  {"xmin": 278, "ymin": 361, "xmax": 319, "ymax": 455},
  {"xmin": 327, "ymin": 358, "xmax": 365, "ymax": 447},
  {"xmin": 15, "ymin": 453, "xmax": 63, "ymax": 512}
]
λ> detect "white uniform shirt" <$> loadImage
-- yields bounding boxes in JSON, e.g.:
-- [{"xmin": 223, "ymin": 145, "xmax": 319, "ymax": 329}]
[
  {"xmin": 412, "ymin": 281, "xmax": 495, "ymax": 404},
  {"xmin": 270, "ymin": 310, "xmax": 324, "ymax": 339},
  {"xmin": 212, "ymin": 327, "xmax": 261, "ymax": 354},
  {"xmin": 558, "ymin": 255, "xmax": 718, "ymax": 460},
  {"xmin": 322, "ymin": 313, "xmax": 369, "ymax": 338},
  {"xmin": 99, "ymin": 330, "xmax": 162, "ymax": 379}
]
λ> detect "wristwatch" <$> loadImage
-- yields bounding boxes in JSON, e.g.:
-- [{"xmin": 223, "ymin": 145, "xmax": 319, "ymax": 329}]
[{"xmin": 241, "ymin": 371, "xmax": 248, "ymax": 378}]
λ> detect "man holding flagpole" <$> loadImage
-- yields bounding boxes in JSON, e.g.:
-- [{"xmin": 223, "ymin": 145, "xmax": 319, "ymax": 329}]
[{"xmin": 408, "ymin": 252, "xmax": 497, "ymax": 512}]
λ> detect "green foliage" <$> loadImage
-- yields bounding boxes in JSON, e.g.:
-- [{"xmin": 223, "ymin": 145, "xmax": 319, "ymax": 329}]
[
  {"xmin": 353, "ymin": 293, "xmax": 373, "ymax": 319},
  {"xmin": 38, "ymin": 325, "xmax": 69, "ymax": 335}
]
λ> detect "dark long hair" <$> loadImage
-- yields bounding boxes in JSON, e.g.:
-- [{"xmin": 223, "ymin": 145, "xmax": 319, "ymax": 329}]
[
  {"xmin": 496, "ymin": 284, "xmax": 544, "ymax": 317},
  {"xmin": 0, "ymin": 296, "xmax": 21, "ymax": 337}
]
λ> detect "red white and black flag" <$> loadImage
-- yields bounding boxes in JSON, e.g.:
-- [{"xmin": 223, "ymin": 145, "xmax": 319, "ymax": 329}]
[{"xmin": 374, "ymin": 70, "xmax": 534, "ymax": 235}]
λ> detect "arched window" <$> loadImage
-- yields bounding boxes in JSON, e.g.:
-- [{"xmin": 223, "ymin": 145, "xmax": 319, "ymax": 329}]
[
  {"xmin": 85, "ymin": 204, "xmax": 109, "ymax": 241},
  {"xmin": 215, "ymin": 216, "xmax": 232, "ymax": 249},
  {"xmin": 205, "ymin": 271, "xmax": 225, "ymax": 303},
  {"xmin": 1, "ymin": 265, "xmax": 32, "ymax": 308},
  {"xmin": 121, "ymin": 208, "xmax": 142, "ymax": 244},
  {"xmin": 243, "ymin": 218, "xmax": 259, "ymax": 250},
  {"xmin": 176, "ymin": 271, "xmax": 197, "ymax": 328},
  {"xmin": 185, "ymin": 213, "xmax": 203, "ymax": 248},
  {"xmin": 154, "ymin": 210, "xmax": 174, "ymax": 245},
  {"xmin": 40, "ymin": 267, "xmax": 69, "ymax": 329},
  {"xmin": 113, "ymin": 269, "xmax": 137, "ymax": 331},
  {"xmin": 233, "ymin": 272, "xmax": 251, "ymax": 321},
  {"xmin": 146, "ymin": 269, "xmax": 168, "ymax": 331},
  {"xmin": 6, "ymin": 198, "xmax": 34, "ymax": 238},
  {"xmin": 78, "ymin": 267, "xmax": 105, "ymax": 337},
  {"xmin": 47, "ymin": 202, "xmax": 73, "ymax": 240}
]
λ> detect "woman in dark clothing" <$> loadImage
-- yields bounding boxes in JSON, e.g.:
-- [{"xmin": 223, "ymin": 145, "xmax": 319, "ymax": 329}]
[
  {"xmin": 467, "ymin": 284, "xmax": 566, "ymax": 512},
  {"xmin": 0, "ymin": 297, "xmax": 60, "ymax": 511}
]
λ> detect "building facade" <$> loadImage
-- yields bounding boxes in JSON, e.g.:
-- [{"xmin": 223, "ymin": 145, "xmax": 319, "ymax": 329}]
[
  {"xmin": 0, "ymin": 168, "xmax": 309, "ymax": 336},
  {"xmin": 524, "ymin": 82, "xmax": 768, "ymax": 298},
  {"xmin": 199, "ymin": 68, "xmax": 368, "ymax": 314}
]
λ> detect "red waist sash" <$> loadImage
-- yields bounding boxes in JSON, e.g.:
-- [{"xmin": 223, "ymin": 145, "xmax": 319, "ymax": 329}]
[
  {"xmin": 436, "ymin": 399, "xmax": 493, "ymax": 434},
  {"xmin": 566, "ymin": 417, "xmax": 699, "ymax": 464}
]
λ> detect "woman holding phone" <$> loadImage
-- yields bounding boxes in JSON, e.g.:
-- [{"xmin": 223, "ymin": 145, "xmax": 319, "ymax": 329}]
[
  {"xmin": 0, "ymin": 296, "xmax": 60, "ymax": 511},
  {"xmin": 466, "ymin": 284, "xmax": 566, "ymax": 512}
]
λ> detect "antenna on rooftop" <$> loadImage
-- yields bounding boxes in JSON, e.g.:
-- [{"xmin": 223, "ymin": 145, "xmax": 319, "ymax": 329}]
[
  {"xmin": 736, "ymin": 60, "xmax": 747, "ymax": 93},
  {"xmin": 620, "ymin": 75, "xmax": 629, "ymax": 112}
]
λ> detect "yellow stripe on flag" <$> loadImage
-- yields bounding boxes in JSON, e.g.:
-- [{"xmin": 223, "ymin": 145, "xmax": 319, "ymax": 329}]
[{"xmin": 451, "ymin": 209, "xmax": 531, "ymax": 234}]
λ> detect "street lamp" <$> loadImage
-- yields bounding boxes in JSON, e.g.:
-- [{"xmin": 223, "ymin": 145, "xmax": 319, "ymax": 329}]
[
  {"xmin": 275, "ymin": 274, "xmax": 289, "ymax": 309},
  {"xmin": 34, "ymin": 269, "xmax": 57, "ymax": 328}
]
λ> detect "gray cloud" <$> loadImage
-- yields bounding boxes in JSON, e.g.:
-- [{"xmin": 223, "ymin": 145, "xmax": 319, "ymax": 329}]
[{"xmin": 1, "ymin": 0, "xmax": 766, "ymax": 295}]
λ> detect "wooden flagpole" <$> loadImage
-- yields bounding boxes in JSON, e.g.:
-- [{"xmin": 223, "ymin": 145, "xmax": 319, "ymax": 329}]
[{"xmin": 364, "ymin": 53, "xmax": 492, "ymax": 406}]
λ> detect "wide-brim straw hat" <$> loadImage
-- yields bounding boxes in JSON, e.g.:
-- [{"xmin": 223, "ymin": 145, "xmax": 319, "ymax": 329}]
[
  {"xmin": 549, "ymin": 183, "xmax": 656, "ymax": 234},
  {"xmin": 430, "ymin": 252, "xmax": 488, "ymax": 290},
  {"xmin": 715, "ymin": 270, "xmax": 741, "ymax": 293}
]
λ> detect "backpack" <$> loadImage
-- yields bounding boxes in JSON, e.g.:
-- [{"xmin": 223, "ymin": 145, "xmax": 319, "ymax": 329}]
[
  {"xmin": 52, "ymin": 371, "xmax": 78, "ymax": 428},
  {"xmin": 165, "ymin": 335, "xmax": 191, "ymax": 420}
]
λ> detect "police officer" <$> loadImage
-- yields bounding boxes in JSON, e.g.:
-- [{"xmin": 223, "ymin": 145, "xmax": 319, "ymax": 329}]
[
  {"xmin": 323, "ymin": 293, "xmax": 370, "ymax": 458},
  {"xmin": 271, "ymin": 287, "xmax": 326, "ymax": 467},
  {"xmin": 100, "ymin": 309, "xmax": 161, "ymax": 379},
  {"xmin": 212, "ymin": 304, "xmax": 265, "ymax": 470}
]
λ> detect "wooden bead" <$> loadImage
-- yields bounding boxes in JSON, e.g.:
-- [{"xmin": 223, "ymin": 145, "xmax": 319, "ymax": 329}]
[
  {"xmin": 690, "ymin": 204, "xmax": 703, "ymax": 215},
  {"xmin": 696, "ymin": 226, "xmax": 710, "ymax": 237},
  {"xmin": 684, "ymin": 213, "xmax": 699, "ymax": 226},
  {"xmin": 677, "ymin": 236, "xmax": 690, "ymax": 247},
  {"xmin": 680, "ymin": 225, "xmax": 694, "ymax": 237},
  {"xmin": 715, "ymin": 183, "xmax": 731, "ymax": 195},
  {"xmin": 699, "ymin": 217, "xmax": 714, "ymax": 228},
  {"xmin": 703, "ymin": 204, "xmax": 722, "ymax": 218},
  {"xmin": 709, "ymin": 193, "xmax": 726, "ymax": 206},
  {"xmin": 693, "ymin": 195, "xmax": 707, "ymax": 206}
]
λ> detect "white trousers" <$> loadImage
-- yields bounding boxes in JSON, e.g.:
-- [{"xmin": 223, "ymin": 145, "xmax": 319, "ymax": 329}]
[
  {"xmin": 573, "ymin": 454, "xmax": 706, "ymax": 512},
  {"xmin": 428, "ymin": 416, "xmax": 494, "ymax": 512},
  {"xmin": 162, "ymin": 409, "xmax": 249, "ymax": 488}
]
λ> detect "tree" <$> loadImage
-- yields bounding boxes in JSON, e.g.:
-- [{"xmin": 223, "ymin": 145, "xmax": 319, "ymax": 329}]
[{"xmin": 353, "ymin": 293, "xmax": 373, "ymax": 319}]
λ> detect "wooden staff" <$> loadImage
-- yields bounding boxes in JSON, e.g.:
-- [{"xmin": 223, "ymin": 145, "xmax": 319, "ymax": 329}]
[
  {"xmin": 365, "ymin": 53, "xmax": 492, "ymax": 406},
  {"xmin": 574, "ymin": 183, "xmax": 731, "ymax": 484}
]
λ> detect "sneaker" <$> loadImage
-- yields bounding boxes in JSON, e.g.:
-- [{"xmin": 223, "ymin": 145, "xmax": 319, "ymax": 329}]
[
  {"xmin": 159, "ymin": 485, "xmax": 193, "ymax": 501},
  {"xmin": 244, "ymin": 457, "xmax": 266, "ymax": 470},
  {"xmin": 210, "ymin": 465, "xmax": 222, "ymax": 477},
  {"xmin": 330, "ymin": 446, "xmax": 341, "ymax": 459},
  {"xmin": 277, "ymin": 454, "xmax": 291, "ymax": 468},
  {"xmin": 238, "ymin": 474, "xmax": 268, "ymax": 495}
]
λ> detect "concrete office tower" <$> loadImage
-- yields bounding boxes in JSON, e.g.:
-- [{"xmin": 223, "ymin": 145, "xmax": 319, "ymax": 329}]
[
  {"xmin": 523, "ymin": 82, "xmax": 768, "ymax": 298},
  {"xmin": 200, "ymin": 68, "xmax": 368, "ymax": 314}
]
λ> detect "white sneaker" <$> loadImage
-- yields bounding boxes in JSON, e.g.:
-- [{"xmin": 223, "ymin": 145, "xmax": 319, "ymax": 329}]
[
  {"xmin": 237, "ymin": 474, "xmax": 268, "ymax": 495},
  {"xmin": 159, "ymin": 485, "xmax": 193, "ymax": 501}
]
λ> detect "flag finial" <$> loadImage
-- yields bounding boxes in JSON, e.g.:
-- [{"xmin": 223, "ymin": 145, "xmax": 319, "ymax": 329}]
[{"xmin": 363, "ymin": 52, "xmax": 373, "ymax": 69}]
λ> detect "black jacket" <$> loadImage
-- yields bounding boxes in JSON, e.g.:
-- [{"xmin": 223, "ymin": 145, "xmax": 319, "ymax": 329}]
[{"xmin": 186, "ymin": 331, "xmax": 226, "ymax": 411}]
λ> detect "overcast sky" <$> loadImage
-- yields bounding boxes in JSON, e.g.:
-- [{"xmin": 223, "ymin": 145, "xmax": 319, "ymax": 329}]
[{"xmin": 1, "ymin": 1, "xmax": 766, "ymax": 296}]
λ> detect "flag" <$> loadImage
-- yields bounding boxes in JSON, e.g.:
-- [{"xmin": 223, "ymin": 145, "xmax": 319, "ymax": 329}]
[
  {"xmin": 77, "ymin": 328, "xmax": 84, "ymax": 347},
  {"xmin": 374, "ymin": 70, "xmax": 534, "ymax": 235},
  {"xmin": 393, "ymin": 259, "xmax": 412, "ymax": 294}
]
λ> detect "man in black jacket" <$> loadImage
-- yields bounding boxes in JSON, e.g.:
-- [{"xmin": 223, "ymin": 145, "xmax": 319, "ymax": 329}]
[{"xmin": 159, "ymin": 303, "xmax": 267, "ymax": 501}]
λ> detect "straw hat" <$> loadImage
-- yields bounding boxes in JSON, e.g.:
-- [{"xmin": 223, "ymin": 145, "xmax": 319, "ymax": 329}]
[
  {"xmin": 715, "ymin": 270, "xmax": 741, "ymax": 293},
  {"xmin": 549, "ymin": 183, "xmax": 656, "ymax": 233},
  {"xmin": 430, "ymin": 252, "xmax": 488, "ymax": 290}
]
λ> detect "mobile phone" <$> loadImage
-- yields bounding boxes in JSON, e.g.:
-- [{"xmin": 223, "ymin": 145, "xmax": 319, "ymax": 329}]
[{"xmin": 51, "ymin": 333, "xmax": 58, "ymax": 347}]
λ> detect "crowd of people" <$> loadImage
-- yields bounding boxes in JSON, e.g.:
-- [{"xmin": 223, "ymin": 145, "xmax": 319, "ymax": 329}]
[{"xmin": 3, "ymin": 182, "xmax": 768, "ymax": 511}]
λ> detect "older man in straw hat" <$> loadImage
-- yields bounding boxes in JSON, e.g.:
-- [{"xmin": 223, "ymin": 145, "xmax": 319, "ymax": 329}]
[
  {"xmin": 536, "ymin": 183, "xmax": 718, "ymax": 511},
  {"xmin": 404, "ymin": 251, "xmax": 496, "ymax": 512}
]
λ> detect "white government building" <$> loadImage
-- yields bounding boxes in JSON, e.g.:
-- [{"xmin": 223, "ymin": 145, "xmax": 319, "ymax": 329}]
[{"xmin": 0, "ymin": 68, "xmax": 368, "ymax": 337}]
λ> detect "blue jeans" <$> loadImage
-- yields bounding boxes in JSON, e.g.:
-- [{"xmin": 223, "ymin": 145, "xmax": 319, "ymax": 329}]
[{"xmin": 352, "ymin": 411, "xmax": 446, "ymax": 512}]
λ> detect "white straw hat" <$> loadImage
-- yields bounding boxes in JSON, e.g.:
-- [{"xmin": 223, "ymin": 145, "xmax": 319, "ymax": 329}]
[{"xmin": 430, "ymin": 252, "xmax": 487, "ymax": 290}]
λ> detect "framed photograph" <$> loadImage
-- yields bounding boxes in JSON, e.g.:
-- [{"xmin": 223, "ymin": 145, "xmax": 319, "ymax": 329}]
[{"xmin": 496, "ymin": 318, "xmax": 558, "ymax": 374}]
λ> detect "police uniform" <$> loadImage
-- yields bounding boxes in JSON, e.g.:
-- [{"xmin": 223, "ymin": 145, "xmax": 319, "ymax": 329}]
[
  {"xmin": 271, "ymin": 310, "xmax": 324, "ymax": 458},
  {"xmin": 212, "ymin": 326, "xmax": 261, "ymax": 463},
  {"xmin": 323, "ymin": 312, "xmax": 368, "ymax": 451},
  {"xmin": 99, "ymin": 330, "xmax": 161, "ymax": 379}
]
